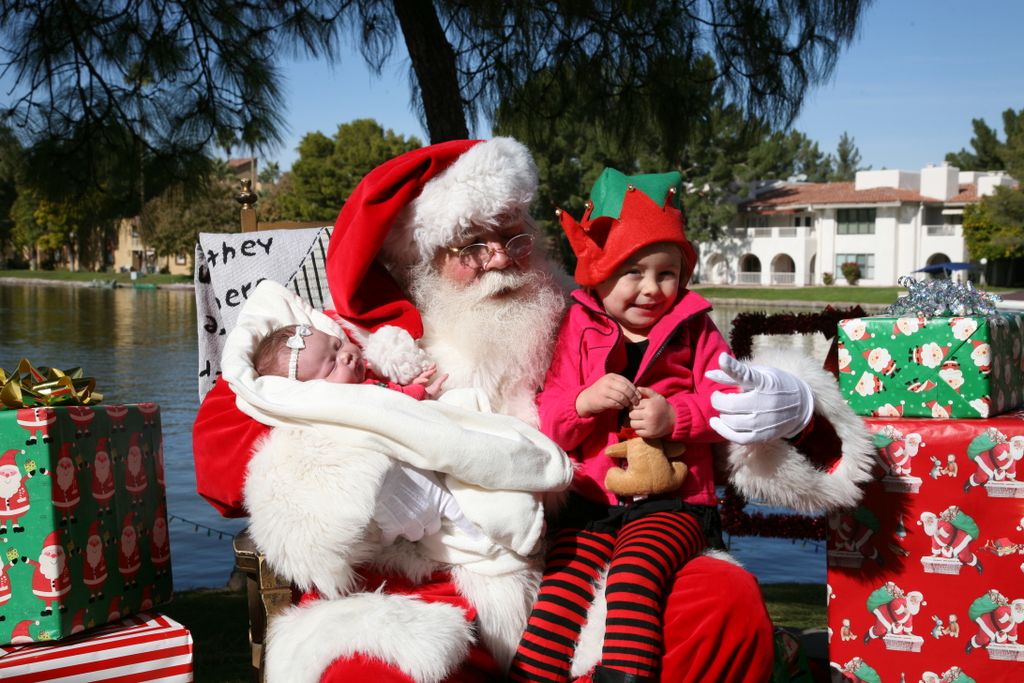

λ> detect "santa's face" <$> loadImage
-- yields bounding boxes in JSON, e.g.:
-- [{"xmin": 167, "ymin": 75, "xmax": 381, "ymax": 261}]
[
  {"xmin": 949, "ymin": 317, "xmax": 978, "ymax": 340},
  {"xmin": 854, "ymin": 372, "xmax": 881, "ymax": 397},
  {"xmin": 94, "ymin": 452, "xmax": 111, "ymax": 481},
  {"xmin": 973, "ymin": 343, "xmax": 991, "ymax": 368},
  {"xmin": 39, "ymin": 545, "xmax": 66, "ymax": 578},
  {"xmin": 0, "ymin": 464, "xmax": 21, "ymax": 497},
  {"xmin": 437, "ymin": 223, "xmax": 534, "ymax": 287},
  {"xmin": 55, "ymin": 457, "xmax": 75, "ymax": 490},
  {"xmin": 912, "ymin": 342, "xmax": 946, "ymax": 369},
  {"xmin": 841, "ymin": 319, "xmax": 868, "ymax": 340},
  {"xmin": 939, "ymin": 363, "xmax": 964, "ymax": 390},
  {"xmin": 895, "ymin": 316, "xmax": 924, "ymax": 336},
  {"xmin": 837, "ymin": 346, "xmax": 852, "ymax": 373}
]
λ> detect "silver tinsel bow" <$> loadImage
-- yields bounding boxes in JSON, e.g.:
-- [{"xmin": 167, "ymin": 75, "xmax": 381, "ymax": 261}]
[{"xmin": 887, "ymin": 275, "xmax": 1002, "ymax": 317}]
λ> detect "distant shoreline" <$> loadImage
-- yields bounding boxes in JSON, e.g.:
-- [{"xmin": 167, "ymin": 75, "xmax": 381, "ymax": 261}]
[{"xmin": 0, "ymin": 276, "xmax": 194, "ymax": 291}]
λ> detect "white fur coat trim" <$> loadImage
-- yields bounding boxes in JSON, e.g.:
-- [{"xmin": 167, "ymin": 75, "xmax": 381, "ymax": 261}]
[
  {"xmin": 399, "ymin": 137, "xmax": 538, "ymax": 267},
  {"xmin": 726, "ymin": 348, "xmax": 875, "ymax": 513},
  {"xmin": 265, "ymin": 591, "xmax": 473, "ymax": 683}
]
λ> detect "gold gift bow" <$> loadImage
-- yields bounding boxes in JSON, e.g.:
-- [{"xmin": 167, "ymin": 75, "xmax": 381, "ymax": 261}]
[{"xmin": 0, "ymin": 359, "xmax": 102, "ymax": 408}]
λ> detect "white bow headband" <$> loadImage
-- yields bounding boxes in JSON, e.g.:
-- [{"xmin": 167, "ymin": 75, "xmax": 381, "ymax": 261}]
[{"xmin": 286, "ymin": 324, "xmax": 313, "ymax": 380}]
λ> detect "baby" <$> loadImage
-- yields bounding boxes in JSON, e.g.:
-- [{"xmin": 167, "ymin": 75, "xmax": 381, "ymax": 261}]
[{"xmin": 252, "ymin": 323, "xmax": 446, "ymax": 400}]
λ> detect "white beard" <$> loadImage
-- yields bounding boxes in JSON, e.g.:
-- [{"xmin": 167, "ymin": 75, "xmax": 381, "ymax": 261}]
[
  {"xmin": 0, "ymin": 469, "xmax": 21, "ymax": 499},
  {"xmin": 86, "ymin": 541, "xmax": 103, "ymax": 568},
  {"xmin": 40, "ymin": 552, "xmax": 64, "ymax": 579},
  {"xmin": 122, "ymin": 531, "xmax": 137, "ymax": 557},
  {"xmin": 410, "ymin": 257, "xmax": 567, "ymax": 426}
]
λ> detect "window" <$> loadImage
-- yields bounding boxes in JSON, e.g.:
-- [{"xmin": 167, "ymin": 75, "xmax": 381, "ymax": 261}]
[
  {"xmin": 837, "ymin": 208, "xmax": 875, "ymax": 234},
  {"xmin": 175, "ymin": 253, "xmax": 187, "ymax": 265},
  {"xmin": 746, "ymin": 215, "xmax": 768, "ymax": 229},
  {"xmin": 835, "ymin": 253, "xmax": 874, "ymax": 279}
]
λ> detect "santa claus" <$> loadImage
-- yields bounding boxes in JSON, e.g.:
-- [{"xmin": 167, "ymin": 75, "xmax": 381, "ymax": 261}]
[
  {"xmin": 192, "ymin": 138, "xmax": 874, "ymax": 683},
  {"xmin": 91, "ymin": 437, "xmax": 116, "ymax": 515},
  {"xmin": 27, "ymin": 530, "xmax": 71, "ymax": 615},
  {"xmin": 123, "ymin": 432, "xmax": 148, "ymax": 506},
  {"xmin": 0, "ymin": 449, "xmax": 32, "ymax": 534},
  {"xmin": 83, "ymin": 520, "xmax": 109, "ymax": 601},
  {"xmin": 117, "ymin": 512, "xmax": 141, "ymax": 589},
  {"xmin": 51, "ymin": 443, "xmax": 81, "ymax": 525},
  {"xmin": 150, "ymin": 505, "xmax": 171, "ymax": 577}
]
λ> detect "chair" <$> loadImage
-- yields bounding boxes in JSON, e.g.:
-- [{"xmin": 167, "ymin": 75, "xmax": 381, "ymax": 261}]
[{"xmin": 194, "ymin": 180, "xmax": 333, "ymax": 681}]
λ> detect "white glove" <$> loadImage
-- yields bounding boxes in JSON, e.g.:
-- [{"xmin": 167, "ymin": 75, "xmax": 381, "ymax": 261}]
[
  {"xmin": 706, "ymin": 352, "xmax": 814, "ymax": 444},
  {"xmin": 373, "ymin": 463, "xmax": 479, "ymax": 545}
]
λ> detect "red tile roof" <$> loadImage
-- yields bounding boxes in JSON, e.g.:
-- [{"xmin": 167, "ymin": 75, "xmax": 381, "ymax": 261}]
[{"xmin": 743, "ymin": 182, "xmax": 979, "ymax": 212}]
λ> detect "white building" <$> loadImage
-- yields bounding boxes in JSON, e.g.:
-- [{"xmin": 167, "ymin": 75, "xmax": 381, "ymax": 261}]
[{"xmin": 698, "ymin": 165, "xmax": 1018, "ymax": 287}]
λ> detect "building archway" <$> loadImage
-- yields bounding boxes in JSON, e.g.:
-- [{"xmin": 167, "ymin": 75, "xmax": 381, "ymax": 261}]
[
  {"xmin": 809, "ymin": 254, "xmax": 817, "ymax": 285},
  {"xmin": 738, "ymin": 254, "xmax": 761, "ymax": 285},
  {"xmin": 706, "ymin": 254, "xmax": 730, "ymax": 285},
  {"xmin": 770, "ymin": 254, "xmax": 796, "ymax": 285},
  {"xmin": 925, "ymin": 253, "xmax": 952, "ymax": 279}
]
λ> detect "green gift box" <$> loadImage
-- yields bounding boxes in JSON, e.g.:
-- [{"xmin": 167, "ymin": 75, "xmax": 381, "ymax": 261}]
[
  {"xmin": 837, "ymin": 313, "xmax": 1024, "ymax": 418},
  {"xmin": 0, "ymin": 404, "xmax": 172, "ymax": 644}
]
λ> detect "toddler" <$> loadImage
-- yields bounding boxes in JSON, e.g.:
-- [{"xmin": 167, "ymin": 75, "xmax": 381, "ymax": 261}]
[{"xmin": 510, "ymin": 168, "xmax": 735, "ymax": 683}]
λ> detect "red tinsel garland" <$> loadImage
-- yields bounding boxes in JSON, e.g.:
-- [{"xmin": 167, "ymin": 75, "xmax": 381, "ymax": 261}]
[{"xmin": 722, "ymin": 305, "xmax": 867, "ymax": 541}]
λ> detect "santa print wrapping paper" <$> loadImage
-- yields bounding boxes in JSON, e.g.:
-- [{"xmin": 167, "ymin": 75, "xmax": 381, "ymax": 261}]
[
  {"xmin": 836, "ymin": 312, "xmax": 1024, "ymax": 419},
  {"xmin": 0, "ymin": 612, "xmax": 192, "ymax": 682},
  {"xmin": 827, "ymin": 413, "xmax": 1024, "ymax": 682},
  {"xmin": 0, "ymin": 404, "xmax": 172, "ymax": 644}
]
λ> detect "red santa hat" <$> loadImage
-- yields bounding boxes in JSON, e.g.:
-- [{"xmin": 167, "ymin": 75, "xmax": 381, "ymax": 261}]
[
  {"xmin": 122, "ymin": 511, "xmax": 135, "ymax": 530},
  {"xmin": 59, "ymin": 442, "xmax": 73, "ymax": 459},
  {"xmin": 325, "ymin": 138, "xmax": 538, "ymax": 338},
  {"xmin": 128, "ymin": 432, "xmax": 140, "ymax": 449},
  {"xmin": 95, "ymin": 437, "xmax": 109, "ymax": 453},
  {"xmin": 0, "ymin": 449, "xmax": 20, "ymax": 468},
  {"xmin": 42, "ymin": 529, "xmax": 62, "ymax": 551},
  {"xmin": 88, "ymin": 520, "xmax": 102, "ymax": 540},
  {"xmin": 9, "ymin": 620, "xmax": 36, "ymax": 643}
]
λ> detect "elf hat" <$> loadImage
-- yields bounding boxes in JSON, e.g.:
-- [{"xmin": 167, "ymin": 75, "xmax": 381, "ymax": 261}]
[
  {"xmin": 325, "ymin": 137, "xmax": 538, "ymax": 338},
  {"xmin": 558, "ymin": 168, "xmax": 697, "ymax": 287}
]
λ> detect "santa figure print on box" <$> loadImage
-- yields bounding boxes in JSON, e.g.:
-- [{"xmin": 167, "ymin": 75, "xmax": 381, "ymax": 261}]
[
  {"xmin": 865, "ymin": 347, "xmax": 897, "ymax": 376},
  {"xmin": 150, "ymin": 505, "xmax": 171, "ymax": 577},
  {"xmin": 104, "ymin": 404, "xmax": 128, "ymax": 431},
  {"xmin": 118, "ymin": 511, "xmax": 141, "ymax": 589},
  {"xmin": 828, "ymin": 506, "xmax": 884, "ymax": 568},
  {"xmin": 965, "ymin": 589, "xmax": 1024, "ymax": 660},
  {"xmin": 82, "ymin": 520, "xmax": 109, "ymax": 601},
  {"xmin": 970, "ymin": 341, "xmax": 991, "ymax": 374},
  {"xmin": 15, "ymin": 406, "xmax": 56, "ymax": 445},
  {"xmin": 909, "ymin": 342, "xmax": 949, "ymax": 369},
  {"xmin": 964, "ymin": 428, "xmax": 1024, "ymax": 497},
  {"xmin": 918, "ymin": 505, "xmax": 983, "ymax": 575},
  {"xmin": 842, "ymin": 318, "xmax": 872, "ymax": 341},
  {"xmin": 123, "ymin": 432, "xmax": 148, "ymax": 506},
  {"xmin": 91, "ymin": 437, "xmax": 116, "ymax": 515},
  {"xmin": 27, "ymin": 530, "xmax": 71, "ymax": 616},
  {"xmin": 66, "ymin": 405, "xmax": 95, "ymax": 438},
  {"xmin": 50, "ymin": 442, "xmax": 81, "ymax": 526},
  {"xmin": 894, "ymin": 315, "xmax": 927, "ymax": 337},
  {"xmin": 863, "ymin": 580, "xmax": 926, "ymax": 652},
  {"xmin": 0, "ymin": 449, "xmax": 34, "ymax": 535},
  {"xmin": 949, "ymin": 317, "xmax": 980, "ymax": 341}
]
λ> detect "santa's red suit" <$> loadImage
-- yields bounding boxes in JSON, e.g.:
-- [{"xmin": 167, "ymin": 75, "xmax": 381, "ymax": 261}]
[
  {"xmin": 968, "ymin": 442, "xmax": 1014, "ymax": 487},
  {"xmin": 932, "ymin": 519, "xmax": 979, "ymax": 567},
  {"xmin": 150, "ymin": 515, "xmax": 171, "ymax": 575},
  {"xmin": 970, "ymin": 604, "xmax": 1017, "ymax": 648},
  {"xmin": 867, "ymin": 597, "xmax": 915, "ymax": 639},
  {"xmin": 0, "ymin": 561, "xmax": 13, "ymax": 606},
  {"xmin": 0, "ymin": 449, "xmax": 30, "ymax": 527},
  {"xmin": 124, "ymin": 435, "xmax": 148, "ymax": 503},
  {"xmin": 118, "ymin": 516, "xmax": 141, "ymax": 586},
  {"xmin": 193, "ymin": 139, "xmax": 874, "ymax": 683}
]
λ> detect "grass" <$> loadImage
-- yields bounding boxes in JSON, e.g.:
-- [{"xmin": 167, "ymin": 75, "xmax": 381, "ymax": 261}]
[
  {"xmin": 166, "ymin": 583, "xmax": 825, "ymax": 683},
  {"xmin": 0, "ymin": 268, "xmax": 192, "ymax": 286}
]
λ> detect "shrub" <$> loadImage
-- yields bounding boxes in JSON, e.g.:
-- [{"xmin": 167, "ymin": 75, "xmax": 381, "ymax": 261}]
[
  {"xmin": 822, "ymin": 272, "xmax": 834, "ymax": 286},
  {"xmin": 840, "ymin": 262, "xmax": 861, "ymax": 285}
]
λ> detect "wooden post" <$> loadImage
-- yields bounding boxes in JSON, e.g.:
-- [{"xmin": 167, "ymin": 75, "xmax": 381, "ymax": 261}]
[{"xmin": 237, "ymin": 178, "xmax": 258, "ymax": 232}]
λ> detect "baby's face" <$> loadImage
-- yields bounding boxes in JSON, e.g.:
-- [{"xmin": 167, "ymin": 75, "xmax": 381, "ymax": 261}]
[{"xmin": 292, "ymin": 329, "xmax": 366, "ymax": 384}]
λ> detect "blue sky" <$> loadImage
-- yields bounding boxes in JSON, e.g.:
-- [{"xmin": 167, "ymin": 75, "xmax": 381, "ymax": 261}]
[{"xmin": 272, "ymin": 1, "xmax": 1024, "ymax": 175}]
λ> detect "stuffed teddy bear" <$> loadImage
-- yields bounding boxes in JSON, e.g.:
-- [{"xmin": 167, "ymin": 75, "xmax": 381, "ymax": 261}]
[{"xmin": 604, "ymin": 435, "xmax": 688, "ymax": 497}]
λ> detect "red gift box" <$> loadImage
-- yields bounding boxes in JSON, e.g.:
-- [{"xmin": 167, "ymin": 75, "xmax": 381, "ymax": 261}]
[
  {"xmin": 827, "ymin": 413, "xmax": 1024, "ymax": 681},
  {"xmin": 0, "ymin": 612, "xmax": 192, "ymax": 682}
]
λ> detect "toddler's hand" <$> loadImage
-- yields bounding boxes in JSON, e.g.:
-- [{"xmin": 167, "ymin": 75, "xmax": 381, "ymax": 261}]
[
  {"xmin": 576, "ymin": 373, "xmax": 640, "ymax": 417},
  {"xmin": 423, "ymin": 373, "xmax": 448, "ymax": 400},
  {"xmin": 628, "ymin": 387, "xmax": 675, "ymax": 438}
]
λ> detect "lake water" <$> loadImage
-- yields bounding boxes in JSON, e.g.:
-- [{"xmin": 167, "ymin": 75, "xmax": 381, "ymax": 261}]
[{"xmin": 0, "ymin": 283, "xmax": 830, "ymax": 589}]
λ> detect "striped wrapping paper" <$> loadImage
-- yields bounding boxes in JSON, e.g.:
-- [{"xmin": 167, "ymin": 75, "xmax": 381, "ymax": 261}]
[{"xmin": 0, "ymin": 612, "xmax": 193, "ymax": 682}]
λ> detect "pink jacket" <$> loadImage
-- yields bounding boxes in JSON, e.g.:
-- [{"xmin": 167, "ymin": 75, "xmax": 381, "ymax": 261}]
[{"xmin": 537, "ymin": 288, "xmax": 734, "ymax": 506}]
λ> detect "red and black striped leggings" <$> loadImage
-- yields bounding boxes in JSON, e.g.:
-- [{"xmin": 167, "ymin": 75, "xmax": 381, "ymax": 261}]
[{"xmin": 508, "ymin": 510, "xmax": 706, "ymax": 682}]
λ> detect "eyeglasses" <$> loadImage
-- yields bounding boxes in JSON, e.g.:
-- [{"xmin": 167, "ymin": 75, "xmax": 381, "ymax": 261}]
[{"xmin": 446, "ymin": 233, "xmax": 535, "ymax": 269}]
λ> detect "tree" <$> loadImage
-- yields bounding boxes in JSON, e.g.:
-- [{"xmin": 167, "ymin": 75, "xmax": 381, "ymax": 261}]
[
  {"xmin": 139, "ymin": 160, "xmax": 239, "ymax": 260},
  {"xmin": 259, "ymin": 162, "xmax": 282, "ymax": 186},
  {"xmin": 962, "ymin": 186, "xmax": 1024, "ymax": 260},
  {"xmin": 270, "ymin": 119, "xmax": 421, "ymax": 222},
  {"xmin": 830, "ymin": 132, "xmax": 864, "ymax": 181},
  {"xmin": 3, "ymin": 1, "xmax": 869, "ymax": 160},
  {"xmin": 945, "ymin": 108, "xmax": 1024, "ymax": 175}
]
